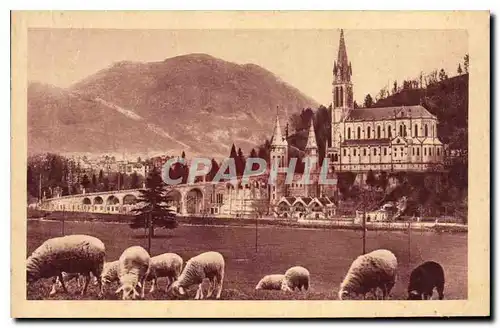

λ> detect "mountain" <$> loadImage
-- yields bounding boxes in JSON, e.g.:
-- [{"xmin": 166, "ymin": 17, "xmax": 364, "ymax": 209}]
[{"xmin": 28, "ymin": 53, "xmax": 318, "ymax": 158}]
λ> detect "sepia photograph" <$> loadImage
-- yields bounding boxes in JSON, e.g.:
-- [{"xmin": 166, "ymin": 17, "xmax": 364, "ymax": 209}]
[{"xmin": 11, "ymin": 10, "xmax": 490, "ymax": 318}]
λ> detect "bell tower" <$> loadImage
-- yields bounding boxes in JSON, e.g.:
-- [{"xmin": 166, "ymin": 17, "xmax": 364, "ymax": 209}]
[{"xmin": 332, "ymin": 29, "xmax": 354, "ymax": 149}]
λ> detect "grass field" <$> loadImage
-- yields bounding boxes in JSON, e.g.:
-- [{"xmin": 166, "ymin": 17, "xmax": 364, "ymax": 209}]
[{"xmin": 26, "ymin": 219, "xmax": 467, "ymax": 301}]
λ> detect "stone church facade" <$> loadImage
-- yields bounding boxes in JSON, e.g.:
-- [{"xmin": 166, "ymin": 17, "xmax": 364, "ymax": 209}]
[{"xmin": 327, "ymin": 30, "xmax": 445, "ymax": 173}]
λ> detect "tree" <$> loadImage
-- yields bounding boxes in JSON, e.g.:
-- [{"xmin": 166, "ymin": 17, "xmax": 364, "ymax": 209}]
[
  {"xmin": 181, "ymin": 151, "xmax": 186, "ymax": 159},
  {"xmin": 98, "ymin": 170, "xmax": 104, "ymax": 184},
  {"xmin": 236, "ymin": 147, "xmax": 245, "ymax": 176},
  {"xmin": 137, "ymin": 156, "xmax": 142, "ymax": 163},
  {"xmin": 392, "ymin": 80, "xmax": 398, "ymax": 95},
  {"xmin": 366, "ymin": 170, "xmax": 377, "ymax": 188},
  {"xmin": 91, "ymin": 174, "xmax": 97, "ymax": 191},
  {"xmin": 130, "ymin": 172, "xmax": 140, "ymax": 189},
  {"xmin": 353, "ymin": 101, "xmax": 359, "ymax": 109},
  {"xmin": 378, "ymin": 171, "xmax": 389, "ymax": 191},
  {"xmin": 457, "ymin": 63, "xmax": 463, "ymax": 75},
  {"xmin": 81, "ymin": 174, "xmax": 91, "ymax": 191},
  {"xmin": 364, "ymin": 94, "xmax": 374, "ymax": 108},
  {"xmin": 439, "ymin": 69, "xmax": 448, "ymax": 81},
  {"xmin": 464, "ymin": 54, "xmax": 469, "ymax": 74},
  {"xmin": 130, "ymin": 168, "xmax": 178, "ymax": 252}
]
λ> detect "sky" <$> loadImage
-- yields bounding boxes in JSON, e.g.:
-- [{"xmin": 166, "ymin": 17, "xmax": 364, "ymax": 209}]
[{"xmin": 28, "ymin": 28, "xmax": 468, "ymax": 106}]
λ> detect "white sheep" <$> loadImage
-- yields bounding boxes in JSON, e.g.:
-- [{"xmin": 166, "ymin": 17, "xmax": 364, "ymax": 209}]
[
  {"xmin": 170, "ymin": 251, "xmax": 225, "ymax": 300},
  {"xmin": 281, "ymin": 266, "xmax": 310, "ymax": 292},
  {"xmin": 115, "ymin": 246, "xmax": 151, "ymax": 300},
  {"xmin": 26, "ymin": 234, "xmax": 105, "ymax": 297},
  {"xmin": 338, "ymin": 249, "xmax": 398, "ymax": 300},
  {"xmin": 146, "ymin": 253, "xmax": 184, "ymax": 293},
  {"xmin": 99, "ymin": 260, "xmax": 120, "ymax": 293},
  {"xmin": 255, "ymin": 274, "xmax": 285, "ymax": 290}
]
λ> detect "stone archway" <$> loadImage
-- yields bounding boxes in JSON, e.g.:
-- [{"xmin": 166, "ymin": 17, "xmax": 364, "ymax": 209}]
[
  {"xmin": 106, "ymin": 195, "xmax": 120, "ymax": 205},
  {"xmin": 82, "ymin": 197, "xmax": 91, "ymax": 205},
  {"xmin": 123, "ymin": 194, "xmax": 137, "ymax": 205},
  {"xmin": 94, "ymin": 196, "xmax": 103, "ymax": 205},
  {"xmin": 166, "ymin": 189, "xmax": 182, "ymax": 213},
  {"xmin": 185, "ymin": 188, "xmax": 204, "ymax": 215}
]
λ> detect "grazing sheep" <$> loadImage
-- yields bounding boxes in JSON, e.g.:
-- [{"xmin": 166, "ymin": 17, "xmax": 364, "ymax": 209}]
[
  {"xmin": 170, "ymin": 251, "xmax": 225, "ymax": 300},
  {"xmin": 281, "ymin": 266, "xmax": 310, "ymax": 292},
  {"xmin": 146, "ymin": 253, "xmax": 184, "ymax": 293},
  {"xmin": 100, "ymin": 260, "xmax": 120, "ymax": 293},
  {"xmin": 338, "ymin": 249, "xmax": 398, "ymax": 300},
  {"xmin": 115, "ymin": 246, "xmax": 151, "ymax": 300},
  {"xmin": 407, "ymin": 261, "xmax": 445, "ymax": 300},
  {"xmin": 255, "ymin": 274, "xmax": 285, "ymax": 290},
  {"xmin": 26, "ymin": 234, "xmax": 105, "ymax": 297},
  {"xmin": 51, "ymin": 272, "xmax": 87, "ymax": 296}
]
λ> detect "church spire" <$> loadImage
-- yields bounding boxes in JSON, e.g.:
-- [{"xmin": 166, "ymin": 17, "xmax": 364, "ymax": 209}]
[
  {"xmin": 271, "ymin": 106, "xmax": 287, "ymax": 147},
  {"xmin": 333, "ymin": 29, "xmax": 352, "ymax": 83},
  {"xmin": 305, "ymin": 119, "xmax": 318, "ymax": 151}
]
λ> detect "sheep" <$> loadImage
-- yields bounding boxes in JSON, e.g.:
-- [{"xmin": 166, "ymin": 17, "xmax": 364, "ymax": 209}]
[
  {"xmin": 255, "ymin": 274, "xmax": 285, "ymax": 290},
  {"xmin": 99, "ymin": 260, "xmax": 120, "ymax": 293},
  {"xmin": 115, "ymin": 246, "xmax": 151, "ymax": 300},
  {"xmin": 281, "ymin": 266, "xmax": 310, "ymax": 292},
  {"xmin": 170, "ymin": 251, "xmax": 225, "ymax": 300},
  {"xmin": 338, "ymin": 249, "xmax": 398, "ymax": 300},
  {"xmin": 407, "ymin": 261, "xmax": 445, "ymax": 300},
  {"xmin": 146, "ymin": 253, "xmax": 184, "ymax": 293},
  {"xmin": 26, "ymin": 234, "xmax": 105, "ymax": 297},
  {"xmin": 50, "ymin": 272, "xmax": 87, "ymax": 296}
]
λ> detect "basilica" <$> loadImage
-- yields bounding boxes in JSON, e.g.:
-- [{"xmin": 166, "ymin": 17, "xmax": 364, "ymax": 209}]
[{"xmin": 270, "ymin": 29, "xmax": 445, "ymax": 183}]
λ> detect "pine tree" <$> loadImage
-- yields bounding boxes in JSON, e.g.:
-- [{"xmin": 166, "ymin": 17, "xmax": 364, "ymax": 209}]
[
  {"xmin": 91, "ymin": 174, "xmax": 97, "ymax": 190},
  {"xmin": 364, "ymin": 94, "xmax": 373, "ymax": 108},
  {"xmin": 130, "ymin": 168, "xmax": 178, "ymax": 251},
  {"xmin": 81, "ymin": 174, "xmax": 91, "ymax": 191},
  {"xmin": 130, "ymin": 172, "xmax": 140, "ymax": 189},
  {"xmin": 236, "ymin": 147, "xmax": 245, "ymax": 176},
  {"xmin": 463, "ymin": 54, "xmax": 469, "ymax": 74},
  {"xmin": 98, "ymin": 169, "xmax": 104, "ymax": 184},
  {"xmin": 457, "ymin": 63, "xmax": 463, "ymax": 75}
]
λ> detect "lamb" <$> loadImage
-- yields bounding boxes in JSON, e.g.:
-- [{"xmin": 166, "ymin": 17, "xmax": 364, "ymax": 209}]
[
  {"xmin": 115, "ymin": 246, "xmax": 151, "ymax": 300},
  {"xmin": 255, "ymin": 274, "xmax": 285, "ymax": 290},
  {"xmin": 407, "ymin": 261, "xmax": 445, "ymax": 300},
  {"xmin": 170, "ymin": 251, "xmax": 225, "ymax": 300},
  {"xmin": 100, "ymin": 260, "xmax": 120, "ymax": 293},
  {"xmin": 281, "ymin": 266, "xmax": 310, "ymax": 292},
  {"xmin": 26, "ymin": 234, "xmax": 105, "ymax": 297},
  {"xmin": 338, "ymin": 249, "xmax": 398, "ymax": 300},
  {"xmin": 146, "ymin": 253, "xmax": 184, "ymax": 293}
]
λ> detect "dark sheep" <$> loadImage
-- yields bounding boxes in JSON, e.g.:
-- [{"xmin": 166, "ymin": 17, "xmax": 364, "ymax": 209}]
[{"xmin": 407, "ymin": 261, "xmax": 445, "ymax": 300}]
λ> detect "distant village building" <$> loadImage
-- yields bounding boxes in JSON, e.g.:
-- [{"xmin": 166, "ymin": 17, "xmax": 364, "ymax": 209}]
[{"xmin": 327, "ymin": 30, "xmax": 445, "ymax": 173}]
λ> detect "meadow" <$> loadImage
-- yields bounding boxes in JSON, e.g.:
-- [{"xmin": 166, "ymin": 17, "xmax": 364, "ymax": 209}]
[{"xmin": 26, "ymin": 219, "xmax": 467, "ymax": 300}]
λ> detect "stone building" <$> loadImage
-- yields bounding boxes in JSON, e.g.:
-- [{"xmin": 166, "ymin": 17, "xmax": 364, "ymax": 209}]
[{"xmin": 327, "ymin": 29, "xmax": 445, "ymax": 173}]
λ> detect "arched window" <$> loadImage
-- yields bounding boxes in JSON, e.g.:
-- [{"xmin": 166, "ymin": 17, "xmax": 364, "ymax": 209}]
[
  {"xmin": 417, "ymin": 148, "xmax": 420, "ymax": 156},
  {"xmin": 424, "ymin": 147, "xmax": 427, "ymax": 156},
  {"xmin": 388, "ymin": 126, "xmax": 392, "ymax": 138},
  {"xmin": 357, "ymin": 127, "xmax": 361, "ymax": 139},
  {"xmin": 437, "ymin": 148, "xmax": 440, "ymax": 156},
  {"xmin": 334, "ymin": 154, "xmax": 339, "ymax": 162},
  {"xmin": 424, "ymin": 124, "xmax": 429, "ymax": 137},
  {"xmin": 414, "ymin": 124, "xmax": 418, "ymax": 137},
  {"xmin": 340, "ymin": 86, "xmax": 344, "ymax": 107},
  {"xmin": 374, "ymin": 148, "xmax": 377, "ymax": 156},
  {"xmin": 343, "ymin": 149, "xmax": 347, "ymax": 156},
  {"xmin": 399, "ymin": 125, "xmax": 403, "ymax": 137},
  {"xmin": 404, "ymin": 125, "xmax": 407, "ymax": 137},
  {"xmin": 367, "ymin": 126, "xmax": 371, "ymax": 139},
  {"xmin": 377, "ymin": 126, "xmax": 381, "ymax": 139},
  {"xmin": 363, "ymin": 148, "xmax": 367, "ymax": 156},
  {"xmin": 335, "ymin": 87, "xmax": 339, "ymax": 107},
  {"xmin": 347, "ymin": 127, "xmax": 351, "ymax": 139},
  {"xmin": 353, "ymin": 149, "xmax": 357, "ymax": 156}
]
